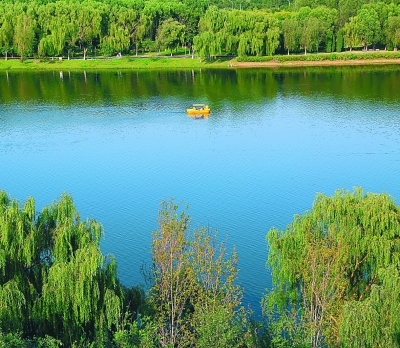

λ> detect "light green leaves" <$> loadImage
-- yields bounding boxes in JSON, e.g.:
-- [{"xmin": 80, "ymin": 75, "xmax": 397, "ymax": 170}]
[
  {"xmin": 265, "ymin": 188, "xmax": 400, "ymax": 347},
  {"xmin": 0, "ymin": 191, "xmax": 122, "ymax": 346}
]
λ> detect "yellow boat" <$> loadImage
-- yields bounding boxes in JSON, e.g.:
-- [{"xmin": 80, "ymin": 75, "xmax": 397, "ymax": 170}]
[{"xmin": 186, "ymin": 104, "xmax": 210, "ymax": 115}]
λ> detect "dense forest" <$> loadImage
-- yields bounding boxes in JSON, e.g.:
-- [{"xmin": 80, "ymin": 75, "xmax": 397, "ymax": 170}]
[
  {"xmin": 2, "ymin": 187, "xmax": 400, "ymax": 347},
  {"xmin": 1, "ymin": 0, "xmax": 400, "ymax": 59}
]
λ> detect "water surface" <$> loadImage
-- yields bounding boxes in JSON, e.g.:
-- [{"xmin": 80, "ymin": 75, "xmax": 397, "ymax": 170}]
[{"xmin": 1, "ymin": 67, "xmax": 400, "ymax": 312}]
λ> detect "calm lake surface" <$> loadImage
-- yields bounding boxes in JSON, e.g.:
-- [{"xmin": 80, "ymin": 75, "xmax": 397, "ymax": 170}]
[{"xmin": 1, "ymin": 67, "xmax": 400, "ymax": 312}]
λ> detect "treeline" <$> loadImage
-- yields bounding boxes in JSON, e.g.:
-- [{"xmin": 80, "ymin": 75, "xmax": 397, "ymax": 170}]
[
  {"xmin": 2, "ymin": 188, "xmax": 400, "ymax": 347},
  {"xmin": 1, "ymin": 0, "xmax": 400, "ymax": 60},
  {"xmin": 0, "ymin": 193, "xmax": 257, "ymax": 347},
  {"xmin": 0, "ymin": 188, "xmax": 400, "ymax": 348}
]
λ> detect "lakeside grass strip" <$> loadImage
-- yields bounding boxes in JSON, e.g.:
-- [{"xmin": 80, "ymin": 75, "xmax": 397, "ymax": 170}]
[
  {"xmin": 0, "ymin": 57, "xmax": 231, "ymax": 70},
  {"xmin": 0, "ymin": 52, "xmax": 400, "ymax": 70}
]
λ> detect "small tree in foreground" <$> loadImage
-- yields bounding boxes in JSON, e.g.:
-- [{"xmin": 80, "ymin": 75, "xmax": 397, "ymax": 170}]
[
  {"xmin": 263, "ymin": 187, "xmax": 400, "ymax": 347},
  {"xmin": 149, "ymin": 199, "xmax": 250, "ymax": 347}
]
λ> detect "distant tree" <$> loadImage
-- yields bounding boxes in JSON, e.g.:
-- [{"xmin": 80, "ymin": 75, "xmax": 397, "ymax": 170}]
[
  {"xmin": 37, "ymin": 2, "xmax": 70, "ymax": 58},
  {"xmin": 300, "ymin": 16, "xmax": 320, "ymax": 53},
  {"xmin": 309, "ymin": 6, "xmax": 338, "ymax": 51},
  {"xmin": 336, "ymin": 28, "xmax": 344, "ymax": 51},
  {"xmin": 387, "ymin": 15, "xmax": 400, "ymax": 49},
  {"xmin": 338, "ymin": 0, "xmax": 369, "ymax": 27},
  {"xmin": 69, "ymin": 2, "xmax": 103, "ymax": 60},
  {"xmin": 355, "ymin": 5, "xmax": 381, "ymax": 50},
  {"xmin": 13, "ymin": 10, "xmax": 36, "ymax": 60},
  {"xmin": 102, "ymin": 5, "xmax": 140, "ymax": 56},
  {"xmin": 0, "ymin": 4, "xmax": 14, "ymax": 60},
  {"xmin": 325, "ymin": 30, "xmax": 334, "ymax": 51},
  {"xmin": 343, "ymin": 16, "xmax": 360, "ymax": 51},
  {"xmin": 264, "ymin": 188, "xmax": 400, "ymax": 347},
  {"xmin": 155, "ymin": 18, "xmax": 185, "ymax": 55},
  {"xmin": 282, "ymin": 17, "xmax": 300, "ymax": 54}
]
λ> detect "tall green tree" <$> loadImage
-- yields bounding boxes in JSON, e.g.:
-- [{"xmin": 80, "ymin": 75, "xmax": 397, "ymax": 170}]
[
  {"xmin": 309, "ymin": 6, "xmax": 338, "ymax": 51},
  {"xmin": 282, "ymin": 17, "xmax": 300, "ymax": 54},
  {"xmin": 264, "ymin": 188, "xmax": 400, "ymax": 347},
  {"xmin": 387, "ymin": 15, "xmax": 400, "ymax": 49},
  {"xmin": 155, "ymin": 18, "xmax": 185, "ymax": 55},
  {"xmin": 37, "ymin": 2, "xmax": 70, "ymax": 57},
  {"xmin": 299, "ymin": 16, "xmax": 320, "ymax": 53},
  {"xmin": 69, "ymin": 2, "xmax": 103, "ymax": 60},
  {"xmin": 102, "ymin": 4, "xmax": 140, "ymax": 55},
  {"xmin": 0, "ymin": 4, "xmax": 14, "ymax": 60},
  {"xmin": 0, "ymin": 191, "xmax": 122, "ymax": 346},
  {"xmin": 336, "ymin": 28, "xmax": 344, "ymax": 51},
  {"xmin": 13, "ymin": 9, "xmax": 36, "ymax": 60},
  {"xmin": 354, "ymin": 5, "xmax": 381, "ymax": 50},
  {"xmin": 343, "ymin": 16, "xmax": 360, "ymax": 51}
]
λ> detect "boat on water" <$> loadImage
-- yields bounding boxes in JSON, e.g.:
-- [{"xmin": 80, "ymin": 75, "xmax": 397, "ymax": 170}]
[{"xmin": 186, "ymin": 104, "xmax": 210, "ymax": 115}]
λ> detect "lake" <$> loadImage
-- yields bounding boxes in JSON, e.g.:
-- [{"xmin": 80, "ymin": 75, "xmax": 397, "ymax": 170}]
[{"xmin": 1, "ymin": 67, "xmax": 400, "ymax": 313}]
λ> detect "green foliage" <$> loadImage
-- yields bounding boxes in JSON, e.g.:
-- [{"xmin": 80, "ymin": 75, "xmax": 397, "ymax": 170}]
[
  {"xmin": 236, "ymin": 50, "xmax": 400, "ymax": 63},
  {"xmin": 282, "ymin": 17, "xmax": 300, "ymax": 55},
  {"xmin": 0, "ymin": 191, "xmax": 122, "ymax": 346},
  {"xmin": 1, "ymin": 0, "xmax": 400, "ymax": 60},
  {"xmin": 336, "ymin": 28, "xmax": 344, "ymax": 52},
  {"xmin": 156, "ymin": 18, "xmax": 185, "ymax": 55},
  {"xmin": 149, "ymin": 199, "xmax": 247, "ymax": 347},
  {"xmin": 195, "ymin": 7, "xmax": 281, "ymax": 57},
  {"xmin": 387, "ymin": 15, "xmax": 400, "ymax": 49},
  {"xmin": 325, "ymin": 30, "xmax": 334, "ymax": 52},
  {"xmin": 264, "ymin": 188, "xmax": 400, "ymax": 347}
]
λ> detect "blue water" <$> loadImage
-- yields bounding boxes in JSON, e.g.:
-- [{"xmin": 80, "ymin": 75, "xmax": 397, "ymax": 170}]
[{"xmin": 1, "ymin": 69, "xmax": 400, "ymax": 313}]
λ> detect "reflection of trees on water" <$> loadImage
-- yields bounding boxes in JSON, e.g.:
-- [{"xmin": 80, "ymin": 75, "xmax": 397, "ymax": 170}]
[{"xmin": 1, "ymin": 67, "xmax": 399, "ymax": 106}]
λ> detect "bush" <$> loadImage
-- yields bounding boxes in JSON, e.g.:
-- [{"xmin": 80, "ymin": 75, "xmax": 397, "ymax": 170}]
[{"xmin": 236, "ymin": 51, "xmax": 400, "ymax": 63}]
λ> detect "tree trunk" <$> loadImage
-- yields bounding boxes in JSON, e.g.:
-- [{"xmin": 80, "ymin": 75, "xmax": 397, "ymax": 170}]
[
  {"xmin": 5, "ymin": 50, "xmax": 7, "ymax": 61},
  {"xmin": 83, "ymin": 48, "xmax": 87, "ymax": 60}
]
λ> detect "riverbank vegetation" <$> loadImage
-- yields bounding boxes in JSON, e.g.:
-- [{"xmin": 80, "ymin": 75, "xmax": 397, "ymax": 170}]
[
  {"xmin": 1, "ymin": 0, "xmax": 400, "ymax": 63},
  {"xmin": 2, "ymin": 52, "xmax": 400, "ymax": 71},
  {"xmin": 1, "ymin": 187, "xmax": 400, "ymax": 347}
]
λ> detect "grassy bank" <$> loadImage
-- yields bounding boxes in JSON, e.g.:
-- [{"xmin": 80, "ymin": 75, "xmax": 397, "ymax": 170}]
[
  {"xmin": 0, "ymin": 56, "xmax": 230, "ymax": 70},
  {"xmin": 1, "ymin": 51, "xmax": 400, "ymax": 70}
]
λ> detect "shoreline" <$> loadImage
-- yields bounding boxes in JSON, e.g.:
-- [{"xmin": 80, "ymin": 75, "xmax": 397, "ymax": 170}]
[
  {"xmin": 232, "ymin": 58, "xmax": 400, "ymax": 68},
  {"xmin": 1, "ymin": 57, "xmax": 400, "ymax": 70}
]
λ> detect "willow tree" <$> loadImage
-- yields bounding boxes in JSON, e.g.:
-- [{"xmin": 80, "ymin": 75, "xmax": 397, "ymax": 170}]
[
  {"xmin": 37, "ymin": 2, "xmax": 70, "ymax": 58},
  {"xmin": 387, "ymin": 15, "xmax": 400, "ymax": 49},
  {"xmin": 343, "ymin": 16, "xmax": 360, "ymax": 51},
  {"xmin": 0, "ymin": 4, "xmax": 14, "ymax": 60},
  {"xmin": 264, "ymin": 188, "xmax": 400, "ymax": 347},
  {"xmin": 0, "ymin": 191, "xmax": 122, "ymax": 346},
  {"xmin": 69, "ymin": 2, "xmax": 103, "ymax": 60},
  {"xmin": 194, "ymin": 5, "xmax": 226, "ymax": 58},
  {"xmin": 13, "ymin": 9, "xmax": 36, "ymax": 60},
  {"xmin": 102, "ymin": 5, "xmax": 140, "ymax": 55}
]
